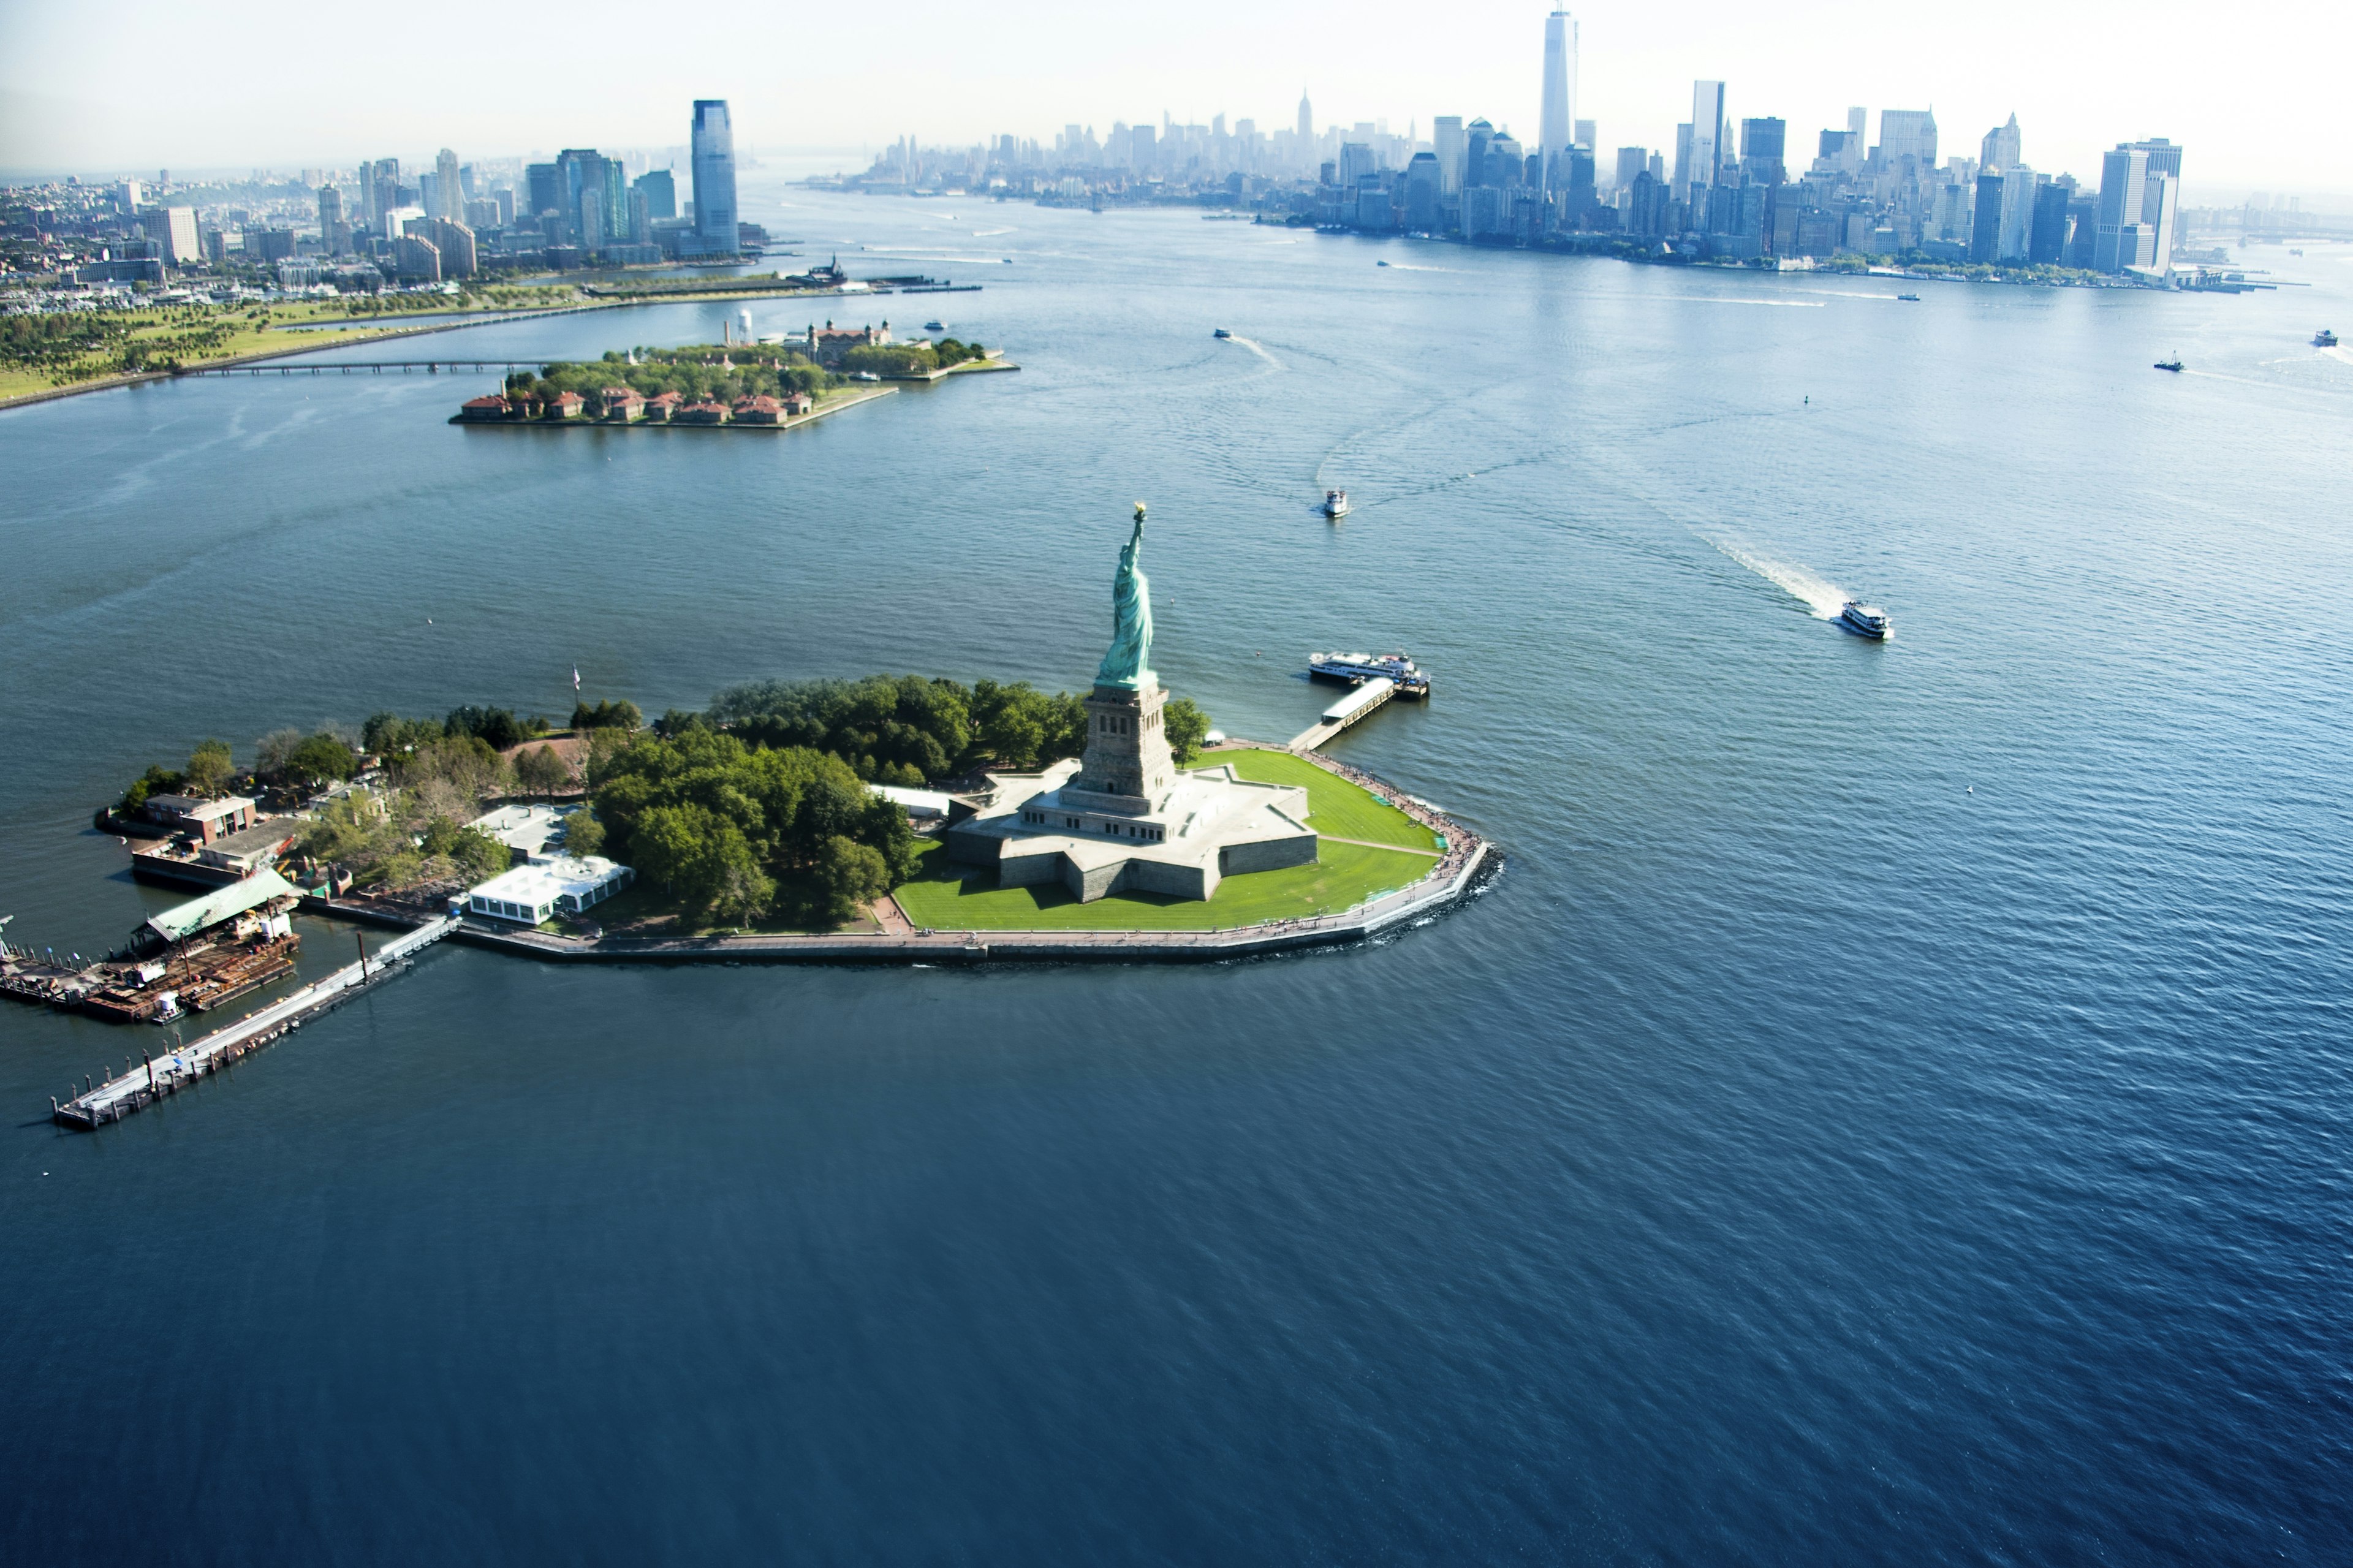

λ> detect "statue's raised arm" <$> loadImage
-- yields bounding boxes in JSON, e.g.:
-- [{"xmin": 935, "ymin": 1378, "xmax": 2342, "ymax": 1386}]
[{"xmin": 1095, "ymin": 502, "xmax": 1156, "ymax": 690}]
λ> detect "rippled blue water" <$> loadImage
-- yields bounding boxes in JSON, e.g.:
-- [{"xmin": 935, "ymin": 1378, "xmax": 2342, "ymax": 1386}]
[{"xmin": 4, "ymin": 184, "xmax": 2349, "ymax": 1564}]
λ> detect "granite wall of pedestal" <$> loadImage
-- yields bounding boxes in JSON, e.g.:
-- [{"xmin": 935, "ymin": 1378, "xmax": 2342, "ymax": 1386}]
[{"xmin": 1218, "ymin": 831, "xmax": 1320, "ymax": 877}]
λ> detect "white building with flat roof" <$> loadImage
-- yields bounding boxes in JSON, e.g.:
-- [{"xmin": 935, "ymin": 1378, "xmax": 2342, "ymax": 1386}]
[
  {"xmin": 466, "ymin": 803, "xmax": 575, "ymax": 862},
  {"xmin": 463, "ymin": 856, "xmax": 632, "ymax": 925}
]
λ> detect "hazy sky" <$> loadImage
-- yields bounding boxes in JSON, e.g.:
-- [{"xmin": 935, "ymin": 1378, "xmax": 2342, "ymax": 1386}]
[{"xmin": 0, "ymin": 0, "xmax": 2335, "ymax": 195}]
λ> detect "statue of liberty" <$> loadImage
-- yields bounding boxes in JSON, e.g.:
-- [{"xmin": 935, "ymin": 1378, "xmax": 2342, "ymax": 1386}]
[{"xmin": 1095, "ymin": 502, "xmax": 1156, "ymax": 690}]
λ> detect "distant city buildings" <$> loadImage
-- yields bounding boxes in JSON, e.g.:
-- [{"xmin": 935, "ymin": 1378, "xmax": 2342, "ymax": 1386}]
[{"xmin": 0, "ymin": 33, "xmax": 2293, "ymax": 312}]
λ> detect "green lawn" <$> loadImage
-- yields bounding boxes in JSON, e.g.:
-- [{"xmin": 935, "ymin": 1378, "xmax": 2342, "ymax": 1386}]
[
  {"xmin": 891, "ymin": 837, "xmax": 1435, "ymax": 931},
  {"xmin": 1184, "ymin": 749, "xmax": 1444, "ymax": 852}
]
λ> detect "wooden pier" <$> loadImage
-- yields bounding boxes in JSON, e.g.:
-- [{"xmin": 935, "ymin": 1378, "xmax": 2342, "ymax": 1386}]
[{"xmin": 50, "ymin": 915, "xmax": 460, "ymax": 1131}]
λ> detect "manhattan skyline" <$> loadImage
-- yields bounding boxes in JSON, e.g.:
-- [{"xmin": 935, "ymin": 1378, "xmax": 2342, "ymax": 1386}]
[{"xmin": 0, "ymin": 0, "xmax": 2340, "ymax": 199}]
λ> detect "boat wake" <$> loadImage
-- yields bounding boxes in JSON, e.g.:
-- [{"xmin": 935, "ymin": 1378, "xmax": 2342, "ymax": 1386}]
[
  {"xmin": 1705, "ymin": 534, "xmax": 1847, "ymax": 619},
  {"xmin": 1222, "ymin": 334, "xmax": 1283, "ymax": 369}
]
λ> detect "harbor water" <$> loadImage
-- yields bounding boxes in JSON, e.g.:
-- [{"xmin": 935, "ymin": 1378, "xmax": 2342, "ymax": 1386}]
[{"xmin": 2, "ymin": 181, "xmax": 2350, "ymax": 1563}]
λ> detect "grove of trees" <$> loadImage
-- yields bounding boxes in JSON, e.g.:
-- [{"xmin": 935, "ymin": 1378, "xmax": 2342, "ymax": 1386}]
[
  {"xmin": 586, "ymin": 727, "xmax": 915, "ymax": 926},
  {"xmin": 512, "ymin": 346, "xmax": 828, "ymax": 411}
]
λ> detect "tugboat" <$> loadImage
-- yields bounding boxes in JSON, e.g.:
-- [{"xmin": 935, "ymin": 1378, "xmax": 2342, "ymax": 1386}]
[
  {"xmin": 1213, "ymin": 328, "xmax": 1232, "ymax": 339},
  {"xmin": 2317, "ymin": 328, "xmax": 2340, "ymax": 347},
  {"xmin": 1322, "ymin": 489, "xmax": 1351, "ymax": 518},
  {"xmin": 1838, "ymin": 601, "xmax": 1891, "ymax": 640},
  {"xmin": 1309, "ymin": 651, "xmax": 1430, "ymax": 697},
  {"xmin": 2154, "ymin": 357, "xmax": 2184, "ymax": 372}
]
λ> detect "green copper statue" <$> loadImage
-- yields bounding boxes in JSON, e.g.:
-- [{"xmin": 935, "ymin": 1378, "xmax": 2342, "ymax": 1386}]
[{"xmin": 1096, "ymin": 502, "xmax": 1156, "ymax": 690}]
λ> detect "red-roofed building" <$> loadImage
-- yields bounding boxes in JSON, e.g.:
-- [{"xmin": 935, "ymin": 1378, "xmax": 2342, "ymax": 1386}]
[
  {"xmin": 781, "ymin": 390, "xmax": 813, "ymax": 416},
  {"xmin": 547, "ymin": 390, "xmax": 586, "ymax": 420},
  {"xmin": 675, "ymin": 400, "xmax": 729, "ymax": 425},
  {"xmin": 597, "ymin": 386, "xmax": 645, "ymax": 422},
  {"xmin": 643, "ymin": 392, "xmax": 683, "ymax": 423},
  {"xmin": 458, "ymin": 395, "xmax": 514, "ymax": 421},
  {"xmin": 802, "ymin": 322, "xmax": 892, "ymax": 365},
  {"xmin": 732, "ymin": 395, "xmax": 785, "ymax": 425}
]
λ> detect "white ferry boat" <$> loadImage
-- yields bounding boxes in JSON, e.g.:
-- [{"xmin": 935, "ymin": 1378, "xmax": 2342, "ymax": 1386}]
[
  {"xmin": 1323, "ymin": 489, "xmax": 1351, "ymax": 518},
  {"xmin": 1839, "ymin": 601, "xmax": 1891, "ymax": 639},
  {"xmin": 1309, "ymin": 651, "xmax": 1430, "ymax": 696}
]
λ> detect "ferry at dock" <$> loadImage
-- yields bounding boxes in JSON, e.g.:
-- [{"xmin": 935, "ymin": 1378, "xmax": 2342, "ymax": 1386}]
[{"xmin": 1309, "ymin": 651, "xmax": 1430, "ymax": 696}]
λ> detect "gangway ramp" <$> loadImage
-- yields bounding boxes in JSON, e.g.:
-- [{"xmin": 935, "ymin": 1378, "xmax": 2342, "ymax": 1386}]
[{"xmin": 1288, "ymin": 677, "xmax": 1397, "ymax": 751}]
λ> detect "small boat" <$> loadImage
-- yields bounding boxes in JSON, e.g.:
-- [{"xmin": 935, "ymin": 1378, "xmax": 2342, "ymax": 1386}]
[
  {"xmin": 2316, "ymin": 328, "xmax": 2340, "ymax": 347},
  {"xmin": 1322, "ymin": 489, "xmax": 1351, "ymax": 518},
  {"xmin": 923, "ymin": 320, "xmax": 944, "ymax": 331},
  {"xmin": 1839, "ymin": 601, "xmax": 1890, "ymax": 640},
  {"xmin": 849, "ymin": 371, "xmax": 881, "ymax": 382},
  {"xmin": 1377, "ymin": 260, "xmax": 1390, "ymax": 267},
  {"xmin": 1213, "ymin": 328, "xmax": 1232, "ymax": 339},
  {"xmin": 1897, "ymin": 292, "xmax": 1920, "ymax": 301},
  {"xmin": 2154, "ymin": 358, "xmax": 2183, "ymax": 372}
]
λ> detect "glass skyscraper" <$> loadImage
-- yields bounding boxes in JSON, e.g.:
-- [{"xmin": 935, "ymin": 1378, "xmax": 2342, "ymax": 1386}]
[{"xmin": 692, "ymin": 100, "xmax": 737, "ymax": 253}]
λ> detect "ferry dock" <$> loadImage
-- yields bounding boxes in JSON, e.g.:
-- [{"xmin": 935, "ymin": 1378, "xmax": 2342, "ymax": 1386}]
[{"xmin": 50, "ymin": 914, "xmax": 460, "ymax": 1131}]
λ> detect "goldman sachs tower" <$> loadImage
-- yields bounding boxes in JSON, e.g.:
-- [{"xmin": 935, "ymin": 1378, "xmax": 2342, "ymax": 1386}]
[{"xmin": 1539, "ymin": 10, "xmax": 1578, "ymax": 191}]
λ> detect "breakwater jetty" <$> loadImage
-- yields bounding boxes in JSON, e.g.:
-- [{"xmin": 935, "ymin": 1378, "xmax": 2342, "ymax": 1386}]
[{"xmin": 51, "ymin": 915, "xmax": 460, "ymax": 1131}]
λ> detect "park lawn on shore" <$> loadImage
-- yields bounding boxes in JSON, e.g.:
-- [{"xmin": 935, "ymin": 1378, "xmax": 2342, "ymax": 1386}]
[
  {"xmin": 890, "ymin": 836, "xmax": 1435, "ymax": 931},
  {"xmin": 1184, "ymin": 748, "xmax": 1444, "ymax": 852},
  {"xmin": 0, "ymin": 292, "xmax": 596, "ymax": 405}
]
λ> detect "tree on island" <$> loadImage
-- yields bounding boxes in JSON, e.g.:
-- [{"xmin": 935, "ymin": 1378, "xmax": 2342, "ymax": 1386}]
[
  {"xmin": 512, "ymin": 743, "xmax": 572, "ymax": 800},
  {"xmin": 1162, "ymin": 696, "xmax": 1210, "ymax": 763},
  {"xmin": 570, "ymin": 698, "xmax": 642, "ymax": 732},
  {"xmin": 184, "ymin": 738, "xmax": 235, "ymax": 798}
]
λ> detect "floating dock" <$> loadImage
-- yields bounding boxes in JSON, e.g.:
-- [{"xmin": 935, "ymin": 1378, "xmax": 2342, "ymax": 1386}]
[{"xmin": 51, "ymin": 915, "xmax": 460, "ymax": 1131}]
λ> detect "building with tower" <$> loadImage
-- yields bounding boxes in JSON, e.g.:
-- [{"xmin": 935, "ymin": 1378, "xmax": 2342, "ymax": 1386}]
[
  {"xmin": 690, "ymin": 99, "xmax": 738, "ymax": 255},
  {"xmin": 1980, "ymin": 114, "xmax": 2021, "ymax": 174},
  {"xmin": 435, "ymin": 148, "xmax": 462, "ymax": 220},
  {"xmin": 945, "ymin": 505, "xmax": 1318, "ymax": 902},
  {"xmin": 1686, "ymin": 81, "xmax": 1727, "ymax": 200},
  {"xmin": 1876, "ymin": 109, "xmax": 1938, "ymax": 169},
  {"xmin": 1539, "ymin": 10, "xmax": 1577, "ymax": 191}
]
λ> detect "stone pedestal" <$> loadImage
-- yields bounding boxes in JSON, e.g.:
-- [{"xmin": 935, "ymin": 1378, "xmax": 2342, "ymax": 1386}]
[{"xmin": 1066, "ymin": 681, "xmax": 1173, "ymax": 812}]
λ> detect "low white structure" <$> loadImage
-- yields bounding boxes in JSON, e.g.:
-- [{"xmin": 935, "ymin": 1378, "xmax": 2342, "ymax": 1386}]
[
  {"xmin": 869, "ymin": 782, "xmax": 953, "ymax": 820},
  {"xmin": 466, "ymin": 803, "xmax": 573, "ymax": 862},
  {"xmin": 463, "ymin": 855, "xmax": 633, "ymax": 925}
]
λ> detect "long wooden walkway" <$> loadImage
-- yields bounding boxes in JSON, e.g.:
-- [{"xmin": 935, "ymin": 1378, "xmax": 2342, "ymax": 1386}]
[
  {"xmin": 51, "ymin": 915, "xmax": 460, "ymax": 1131},
  {"xmin": 181, "ymin": 359, "xmax": 545, "ymax": 376}
]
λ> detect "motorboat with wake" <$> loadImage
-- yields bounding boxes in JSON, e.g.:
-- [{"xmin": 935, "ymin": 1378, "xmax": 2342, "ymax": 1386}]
[
  {"xmin": 1322, "ymin": 489, "xmax": 1351, "ymax": 518},
  {"xmin": 2154, "ymin": 357, "xmax": 2184, "ymax": 372},
  {"xmin": 1839, "ymin": 601, "xmax": 1891, "ymax": 639},
  {"xmin": 2316, "ymin": 328, "xmax": 2340, "ymax": 348}
]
